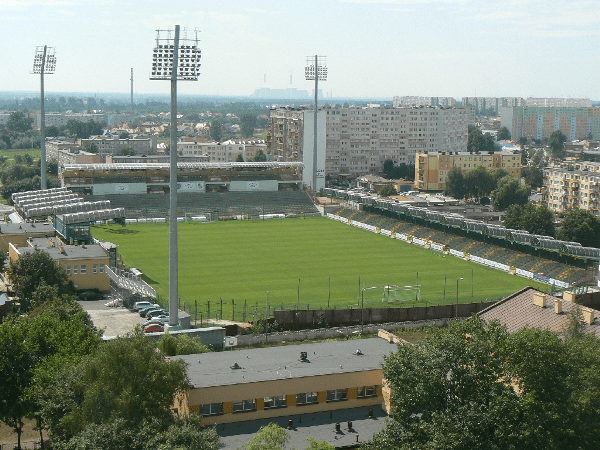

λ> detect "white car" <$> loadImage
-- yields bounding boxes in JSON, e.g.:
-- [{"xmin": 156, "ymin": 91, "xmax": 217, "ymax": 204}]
[{"xmin": 133, "ymin": 301, "xmax": 153, "ymax": 311}]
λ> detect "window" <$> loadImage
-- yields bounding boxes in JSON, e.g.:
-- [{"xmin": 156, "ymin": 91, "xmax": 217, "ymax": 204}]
[
  {"xmin": 233, "ymin": 399, "xmax": 256, "ymax": 413},
  {"xmin": 100, "ymin": 264, "xmax": 105, "ymax": 273},
  {"xmin": 357, "ymin": 386, "xmax": 377, "ymax": 398},
  {"xmin": 93, "ymin": 264, "xmax": 98, "ymax": 274},
  {"xmin": 200, "ymin": 402, "xmax": 223, "ymax": 416},
  {"xmin": 264, "ymin": 395, "xmax": 286, "ymax": 409},
  {"xmin": 73, "ymin": 265, "xmax": 78, "ymax": 275},
  {"xmin": 80, "ymin": 265, "xmax": 87, "ymax": 274},
  {"xmin": 326, "ymin": 389, "xmax": 348, "ymax": 402},
  {"xmin": 296, "ymin": 392, "xmax": 318, "ymax": 406},
  {"xmin": 66, "ymin": 265, "xmax": 71, "ymax": 275}
]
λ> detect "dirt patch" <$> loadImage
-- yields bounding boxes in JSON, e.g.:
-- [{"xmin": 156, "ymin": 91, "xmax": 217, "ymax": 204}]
[{"xmin": 0, "ymin": 419, "xmax": 48, "ymax": 447}]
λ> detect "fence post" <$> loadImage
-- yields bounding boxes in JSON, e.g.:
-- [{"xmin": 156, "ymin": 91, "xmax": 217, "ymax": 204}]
[
  {"xmin": 220, "ymin": 298, "xmax": 223, "ymax": 320},
  {"xmin": 207, "ymin": 300, "xmax": 210, "ymax": 320},
  {"xmin": 232, "ymin": 299, "xmax": 235, "ymax": 321},
  {"xmin": 244, "ymin": 300, "xmax": 247, "ymax": 322}
]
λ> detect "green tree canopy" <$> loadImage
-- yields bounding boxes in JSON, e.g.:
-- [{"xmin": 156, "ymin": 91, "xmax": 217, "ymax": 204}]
[
  {"xmin": 235, "ymin": 152, "xmax": 244, "ymax": 162},
  {"xmin": 443, "ymin": 165, "xmax": 466, "ymax": 199},
  {"xmin": 382, "ymin": 160, "xmax": 415, "ymax": 181},
  {"xmin": 556, "ymin": 209, "xmax": 600, "ymax": 247},
  {"xmin": 503, "ymin": 203, "xmax": 555, "ymax": 236},
  {"xmin": 464, "ymin": 165, "xmax": 495, "ymax": 200},
  {"xmin": 496, "ymin": 126, "xmax": 511, "ymax": 141},
  {"xmin": 41, "ymin": 329, "xmax": 188, "ymax": 444},
  {"xmin": 521, "ymin": 165, "xmax": 543, "ymax": 189},
  {"xmin": 378, "ymin": 184, "xmax": 396, "ymax": 197},
  {"xmin": 239, "ymin": 423, "xmax": 289, "ymax": 450},
  {"xmin": 548, "ymin": 130, "xmax": 567, "ymax": 160},
  {"xmin": 6, "ymin": 111, "xmax": 33, "ymax": 133},
  {"xmin": 240, "ymin": 113, "xmax": 257, "ymax": 138},
  {"xmin": 252, "ymin": 149, "xmax": 267, "ymax": 162},
  {"xmin": 119, "ymin": 145, "xmax": 136, "ymax": 156},
  {"xmin": 490, "ymin": 175, "xmax": 530, "ymax": 210},
  {"xmin": 364, "ymin": 315, "xmax": 600, "ymax": 450},
  {"xmin": 209, "ymin": 120, "xmax": 223, "ymax": 142},
  {"xmin": 8, "ymin": 250, "xmax": 73, "ymax": 311}
]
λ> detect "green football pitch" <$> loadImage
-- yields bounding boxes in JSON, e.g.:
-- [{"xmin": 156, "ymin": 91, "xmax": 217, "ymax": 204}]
[{"xmin": 92, "ymin": 217, "xmax": 547, "ymax": 319}]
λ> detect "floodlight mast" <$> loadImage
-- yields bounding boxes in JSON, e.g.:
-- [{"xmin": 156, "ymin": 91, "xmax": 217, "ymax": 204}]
[
  {"xmin": 305, "ymin": 55, "xmax": 327, "ymax": 193},
  {"xmin": 150, "ymin": 25, "xmax": 201, "ymax": 328},
  {"xmin": 32, "ymin": 45, "xmax": 56, "ymax": 190}
]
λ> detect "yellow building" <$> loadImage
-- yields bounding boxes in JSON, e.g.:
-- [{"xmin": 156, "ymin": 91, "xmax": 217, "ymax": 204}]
[
  {"xmin": 0, "ymin": 222, "xmax": 56, "ymax": 253},
  {"xmin": 9, "ymin": 237, "xmax": 110, "ymax": 292},
  {"xmin": 415, "ymin": 151, "xmax": 522, "ymax": 191},
  {"xmin": 172, "ymin": 337, "xmax": 394, "ymax": 425},
  {"xmin": 543, "ymin": 163, "xmax": 600, "ymax": 215}
]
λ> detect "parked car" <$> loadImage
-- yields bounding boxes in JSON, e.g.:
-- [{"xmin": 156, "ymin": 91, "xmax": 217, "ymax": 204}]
[
  {"xmin": 133, "ymin": 301, "xmax": 154, "ymax": 311},
  {"xmin": 147, "ymin": 309, "xmax": 168, "ymax": 319},
  {"xmin": 139, "ymin": 305, "xmax": 161, "ymax": 317},
  {"xmin": 144, "ymin": 323, "xmax": 164, "ymax": 333},
  {"xmin": 142, "ymin": 316, "xmax": 169, "ymax": 327}
]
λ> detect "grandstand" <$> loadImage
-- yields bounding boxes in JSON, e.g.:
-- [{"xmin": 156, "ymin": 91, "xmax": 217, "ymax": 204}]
[{"xmin": 333, "ymin": 206, "xmax": 593, "ymax": 287}]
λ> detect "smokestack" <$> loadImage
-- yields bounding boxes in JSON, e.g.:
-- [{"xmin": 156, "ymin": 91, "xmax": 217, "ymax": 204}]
[{"xmin": 130, "ymin": 68, "xmax": 134, "ymax": 109}]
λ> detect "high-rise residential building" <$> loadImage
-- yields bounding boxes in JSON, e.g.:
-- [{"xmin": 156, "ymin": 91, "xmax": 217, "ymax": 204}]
[
  {"xmin": 462, "ymin": 97, "xmax": 525, "ymax": 116},
  {"xmin": 525, "ymin": 98, "xmax": 592, "ymax": 108},
  {"xmin": 501, "ymin": 107, "xmax": 600, "ymax": 142},
  {"xmin": 415, "ymin": 151, "xmax": 521, "ymax": 191},
  {"xmin": 267, "ymin": 105, "xmax": 471, "ymax": 179},
  {"xmin": 392, "ymin": 96, "xmax": 456, "ymax": 108},
  {"xmin": 543, "ymin": 162, "xmax": 600, "ymax": 215}
]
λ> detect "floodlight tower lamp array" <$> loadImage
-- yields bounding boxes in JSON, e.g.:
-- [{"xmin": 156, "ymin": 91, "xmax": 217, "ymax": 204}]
[
  {"xmin": 150, "ymin": 26, "xmax": 201, "ymax": 329},
  {"xmin": 305, "ymin": 55, "xmax": 327, "ymax": 193}
]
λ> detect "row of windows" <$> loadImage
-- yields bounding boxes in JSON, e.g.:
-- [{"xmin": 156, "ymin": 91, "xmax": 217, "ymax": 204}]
[
  {"xmin": 66, "ymin": 263, "xmax": 105, "ymax": 275},
  {"xmin": 199, "ymin": 386, "xmax": 378, "ymax": 417}
]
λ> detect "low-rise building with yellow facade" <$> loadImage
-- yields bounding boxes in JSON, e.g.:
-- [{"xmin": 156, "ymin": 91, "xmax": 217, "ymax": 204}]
[
  {"xmin": 172, "ymin": 337, "xmax": 394, "ymax": 425},
  {"xmin": 415, "ymin": 151, "xmax": 522, "ymax": 191},
  {"xmin": 8, "ymin": 237, "xmax": 110, "ymax": 292},
  {"xmin": 543, "ymin": 163, "xmax": 600, "ymax": 215}
]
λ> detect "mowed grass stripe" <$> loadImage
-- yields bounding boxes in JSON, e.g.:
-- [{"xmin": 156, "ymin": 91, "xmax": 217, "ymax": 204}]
[{"xmin": 92, "ymin": 217, "xmax": 546, "ymax": 315}]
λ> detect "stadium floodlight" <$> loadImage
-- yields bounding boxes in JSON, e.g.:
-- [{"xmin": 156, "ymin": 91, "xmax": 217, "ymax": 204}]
[
  {"xmin": 456, "ymin": 277, "xmax": 464, "ymax": 317},
  {"xmin": 150, "ymin": 26, "xmax": 201, "ymax": 329},
  {"xmin": 31, "ymin": 45, "xmax": 56, "ymax": 190},
  {"xmin": 305, "ymin": 55, "xmax": 327, "ymax": 193}
]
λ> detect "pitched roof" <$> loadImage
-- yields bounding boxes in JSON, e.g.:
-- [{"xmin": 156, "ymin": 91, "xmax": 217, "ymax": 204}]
[{"xmin": 479, "ymin": 286, "xmax": 600, "ymax": 337}]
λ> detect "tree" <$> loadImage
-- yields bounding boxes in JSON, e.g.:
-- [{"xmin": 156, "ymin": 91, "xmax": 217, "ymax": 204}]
[
  {"xmin": 119, "ymin": 145, "xmax": 136, "ymax": 156},
  {"xmin": 118, "ymin": 132, "xmax": 130, "ymax": 139},
  {"xmin": 6, "ymin": 111, "xmax": 33, "ymax": 133},
  {"xmin": 464, "ymin": 165, "xmax": 494, "ymax": 201},
  {"xmin": 306, "ymin": 437, "xmax": 335, "ymax": 449},
  {"xmin": 364, "ymin": 315, "xmax": 600, "ymax": 450},
  {"xmin": 378, "ymin": 184, "xmax": 396, "ymax": 197},
  {"xmin": 443, "ymin": 165, "xmax": 466, "ymax": 199},
  {"xmin": 240, "ymin": 113, "xmax": 257, "ymax": 138},
  {"xmin": 8, "ymin": 250, "xmax": 73, "ymax": 311},
  {"xmin": 239, "ymin": 423, "xmax": 289, "ymax": 450},
  {"xmin": 556, "ymin": 209, "xmax": 600, "ymax": 247},
  {"xmin": 490, "ymin": 175, "xmax": 530, "ymax": 211},
  {"xmin": 252, "ymin": 149, "xmax": 267, "ymax": 162},
  {"xmin": 235, "ymin": 152, "xmax": 244, "ymax": 162},
  {"xmin": 83, "ymin": 142, "xmax": 98, "ymax": 154},
  {"xmin": 548, "ymin": 130, "xmax": 567, "ymax": 160},
  {"xmin": 40, "ymin": 329, "xmax": 188, "ymax": 444},
  {"xmin": 45, "ymin": 125, "xmax": 60, "ymax": 138},
  {"xmin": 382, "ymin": 160, "xmax": 415, "ymax": 181},
  {"xmin": 209, "ymin": 120, "xmax": 223, "ymax": 142},
  {"xmin": 521, "ymin": 166, "xmax": 543, "ymax": 189},
  {"xmin": 0, "ymin": 319, "xmax": 36, "ymax": 450},
  {"xmin": 497, "ymin": 126, "xmax": 511, "ymax": 141},
  {"xmin": 503, "ymin": 203, "xmax": 555, "ymax": 236}
]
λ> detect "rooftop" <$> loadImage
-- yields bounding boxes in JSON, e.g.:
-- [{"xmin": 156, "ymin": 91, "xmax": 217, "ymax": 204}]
[
  {"xmin": 0, "ymin": 222, "xmax": 54, "ymax": 235},
  {"xmin": 174, "ymin": 338, "xmax": 394, "ymax": 389},
  {"xmin": 16, "ymin": 239, "xmax": 108, "ymax": 261},
  {"xmin": 479, "ymin": 287, "xmax": 600, "ymax": 337}
]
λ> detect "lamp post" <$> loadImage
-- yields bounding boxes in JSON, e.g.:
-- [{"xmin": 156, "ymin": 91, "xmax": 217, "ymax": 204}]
[
  {"xmin": 305, "ymin": 55, "xmax": 327, "ymax": 192},
  {"xmin": 456, "ymin": 277, "xmax": 464, "ymax": 318},
  {"xmin": 150, "ymin": 26, "xmax": 201, "ymax": 329},
  {"xmin": 31, "ymin": 45, "xmax": 56, "ymax": 190},
  {"xmin": 265, "ymin": 290, "xmax": 270, "ymax": 343}
]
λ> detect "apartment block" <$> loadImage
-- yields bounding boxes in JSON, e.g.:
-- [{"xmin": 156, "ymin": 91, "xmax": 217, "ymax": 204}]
[
  {"xmin": 543, "ymin": 162, "xmax": 600, "ymax": 215},
  {"xmin": 415, "ymin": 151, "xmax": 522, "ymax": 191},
  {"xmin": 462, "ymin": 97, "xmax": 525, "ymax": 116},
  {"xmin": 392, "ymin": 96, "xmax": 456, "ymax": 107},
  {"xmin": 177, "ymin": 139, "xmax": 267, "ymax": 162},
  {"xmin": 501, "ymin": 106, "xmax": 600, "ymax": 142},
  {"xmin": 525, "ymin": 98, "xmax": 592, "ymax": 108},
  {"xmin": 267, "ymin": 106, "xmax": 471, "ymax": 179},
  {"xmin": 80, "ymin": 134, "xmax": 157, "ymax": 156},
  {"xmin": 35, "ymin": 112, "xmax": 106, "ymax": 129}
]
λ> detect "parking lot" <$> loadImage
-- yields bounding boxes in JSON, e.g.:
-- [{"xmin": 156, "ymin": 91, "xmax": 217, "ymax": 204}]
[{"xmin": 78, "ymin": 299, "xmax": 147, "ymax": 338}]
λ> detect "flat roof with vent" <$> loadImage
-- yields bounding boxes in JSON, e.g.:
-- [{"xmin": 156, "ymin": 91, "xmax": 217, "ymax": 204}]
[{"xmin": 174, "ymin": 337, "xmax": 394, "ymax": 389}]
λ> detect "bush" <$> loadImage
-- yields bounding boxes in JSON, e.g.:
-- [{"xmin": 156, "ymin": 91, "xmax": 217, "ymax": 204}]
[{"xmin": 176, "ymin": 334, "xmax": 210, "ymax": 355}]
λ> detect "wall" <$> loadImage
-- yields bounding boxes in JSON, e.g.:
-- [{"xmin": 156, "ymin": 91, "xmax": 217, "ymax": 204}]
[
  {"xmin": 92, "ymin": 183, "xmax": 147, "ymax": 195},
  {"xmin": 273, "ymin": 302, "xmax": 494, "ymax": 328}
]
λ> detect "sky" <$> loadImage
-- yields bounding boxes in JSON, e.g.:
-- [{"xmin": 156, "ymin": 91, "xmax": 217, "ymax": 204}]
[{"xmin": 2, "ymin": 0, "xmax": 600, "ymax": 100}]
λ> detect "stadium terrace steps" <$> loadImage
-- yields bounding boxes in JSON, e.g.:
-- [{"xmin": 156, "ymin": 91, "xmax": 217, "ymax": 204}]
[{"xmin": 81, "ymin": 191, "xmax": 318, "ymax": 219}]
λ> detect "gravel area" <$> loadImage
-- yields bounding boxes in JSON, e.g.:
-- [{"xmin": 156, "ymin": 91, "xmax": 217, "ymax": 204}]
[{"xmin": 78, "ymin": 298, "xmax": 147, "ymax": 338}]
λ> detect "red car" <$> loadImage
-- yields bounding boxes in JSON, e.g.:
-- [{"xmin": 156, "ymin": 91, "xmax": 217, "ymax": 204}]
[{"xmin": 144, "ymin": 323, "xmax": 164, "ymax": 333}]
